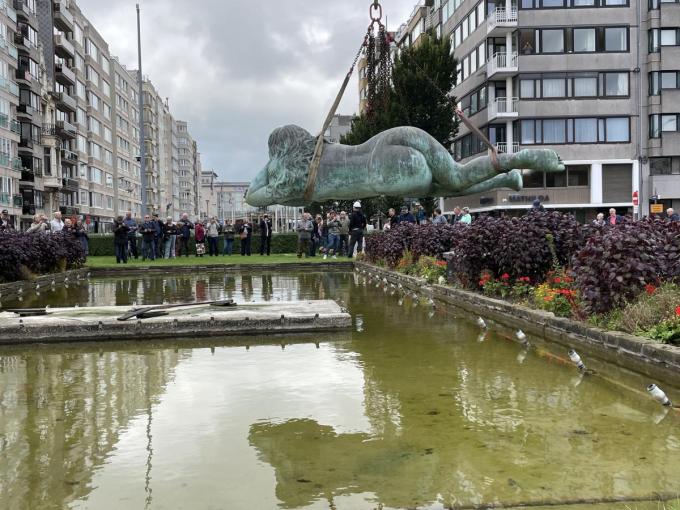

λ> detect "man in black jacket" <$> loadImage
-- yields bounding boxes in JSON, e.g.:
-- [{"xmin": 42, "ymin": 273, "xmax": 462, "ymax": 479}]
[
  {"xmin": 347, "ymin": 201, "xmax": 367, "ymax": 258},
  {"xmin": 259, "ymin": 214, "xmax": 273, "ymax": 256}
]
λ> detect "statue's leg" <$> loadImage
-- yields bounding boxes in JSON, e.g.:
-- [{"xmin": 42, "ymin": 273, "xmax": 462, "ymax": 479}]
[
  {"xmin": 438, "ymin": 169, "xmax": 523, "ymax": 197},
  {"xmin": 363, "ymin": 145, "xmax": 433, "ymax": 198}
]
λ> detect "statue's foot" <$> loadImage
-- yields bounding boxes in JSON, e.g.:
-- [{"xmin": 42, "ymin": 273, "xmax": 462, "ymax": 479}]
[
  {"xmin": 507, "ymin": 169, "xmax": 523, "ymax": 191},
  {"xmin": 515, "ymin": 149, "xmax": 565, "ymax": 173}
]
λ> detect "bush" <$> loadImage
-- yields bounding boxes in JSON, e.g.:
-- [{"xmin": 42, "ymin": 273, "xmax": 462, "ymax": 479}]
[
  {"xmin": 87, "ymin": 233, "xmax": 300, "ymax": 256},
  {"xmin": 0, "ymin": 231, "xmax": 85, "ymax": 283},
  {"xmin": 532, "ymin": 270, "xmax": 581, "ymax": 318},
  {"xmin": 604, "ymin": 282, "xmax": 680, "ymax": 335},
  {"xmin": 572, "ymin": 220, "xmax": 680, "ymax": 314}
]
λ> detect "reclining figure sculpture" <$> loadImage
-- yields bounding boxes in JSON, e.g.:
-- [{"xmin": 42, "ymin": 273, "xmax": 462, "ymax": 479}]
[{"xmin": 245, "ymin": 124, "xmax": 565, "ymax": 207}]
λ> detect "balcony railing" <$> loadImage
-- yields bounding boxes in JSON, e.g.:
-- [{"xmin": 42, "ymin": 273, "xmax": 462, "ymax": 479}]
[
  {"xmin": 55, "ymin": 62, "xmax": 75, "ymax": 86},
  {"xmin": 13, "ymin": 0, "xmax": 35, "ymax": 18},
  {"xmin": 61, "ymin": 148, "xmax": 78, "ymax": 164},
  {"xmin": 496, "ymin": 142, "xmax": 520, "ymax": 154},
  {"xmin": 487, "ymin": 7, "xmax": 518, "ymax": 34},
  {"xmin": 62, "ymin": 177, "xmax": 79, "ymax": 190},
  {"xmin": 0, "ymin": 77, "xmax": 18, "ymax": 96},
  {"xmin": 487, "ymin": 51, "xmax": 518, "ymax": 77},
  {"xmin": 488, "ymin": 97, "xmax": 519, "ymax": 119},
  {"xmin": 12, "ymin": 156, "xmax": 22, "ymax": 170},
  {"xmin": 53, "ymin": 0, "xmax": 74, "ymax": 32},
  {"xmin": 0, "ymin": 151, "xmax": 11, "ymax": 167},
  {"xmin": 1, "ymin": 1, "xmax": 18, "ymax": 23},
  {"xmin": 54, "ymin": 33, "xmax": 74, "ymax": 59},
  {"xmin": 52, "ymin": 91, "xmax": 77, "ymax": 112},
  {"xmin": 0, "ymin": 192, "xmax": 9, "ymax": 205}
]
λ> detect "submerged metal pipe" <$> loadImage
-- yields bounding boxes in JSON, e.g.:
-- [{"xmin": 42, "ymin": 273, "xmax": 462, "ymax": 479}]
[{"xmin": 647, "ymin": 384, "xmax": 673, "ymax": 407}]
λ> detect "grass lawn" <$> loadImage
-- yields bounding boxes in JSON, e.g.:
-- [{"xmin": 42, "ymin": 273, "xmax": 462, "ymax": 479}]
[{"xmin": 86, "ymin": 254, "xmax": 351, "ymax": 268}]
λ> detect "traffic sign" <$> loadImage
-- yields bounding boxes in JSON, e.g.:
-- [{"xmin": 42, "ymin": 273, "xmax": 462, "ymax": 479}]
[
  {"xmin": 651, "ymin": 204, "xmax": 664, "ymax": 214},
  {"xmin": 632, "ymin": 191, "xmax": 639, "ymax": 206}
]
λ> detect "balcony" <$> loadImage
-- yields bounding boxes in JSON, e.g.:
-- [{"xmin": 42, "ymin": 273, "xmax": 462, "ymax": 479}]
[
  {"xmin": 495, "ymin": 142, "xmax": 519, "ymax": 155},
  {"xmin": 488, "ymin": 97, "xmax": 519, "ymax": 120},
  {"xmin": 43, "ymin": 175, "xmax": 62, "ymax": 188},
  {"xmin": 0, "ymin": 151, "xmax": 11, "ymax": 167},
  {"xmin": 17, "ymin": 103, "xmax": 36, "ymax": 116},
  {"xmin": 1, "ymin": 1, "xmax": 17, "ymax": 23},
  {"xmin": 54, "ymin": 91, "xmax": 77, "ymax": 114},
  {"xmin": 0, "ymin": 77, "xmax": 18, "ymax": 96},
  {"xmin": 52, "ymin": 0, "xmax": 74, "ymax": 32},
  {"xmin": 0, "ymin": 192, "xmax": 9, "ymax": 206},
  {"xmin": 0, "ymin": 113, "xmax": 19, "ymax": 133},
  {"xmin": 13, "ymin": 0, "xmax": 34, "ymax": 21},
  {"xmin": 62, "ymin": 177, "xmax": 79, "ymax": 190},
  {"xmin": 14, "ymin": 67, "xmax": 31, "ymax": 84},
  {"xmin": 12, "ymin": 31, "xmax": 29, "ymax": 50},
  {"xmin": 487, "ymin": 51, "xmax": 518, "ymax": 79},
  {"xmin": 55, "ymin": 62, "xmax": 75, "ymax": 87},
  {"xmin": 56, "ymin": 120, "xmax": 77, "ymax": 139},
  {"xmin": 12, "ymin": 156, "xmax": 22, "ymax": 170},
  {"xmin": 54, "ymin": 33, "xmax": 74, "ymax": 59},
  {"xmin": 61, "ymin": 148, "xmax": 78, "ymax": 165},
  {"xmin": 487, "ymin": 7, "xmax": 518, "ymax": 36}
]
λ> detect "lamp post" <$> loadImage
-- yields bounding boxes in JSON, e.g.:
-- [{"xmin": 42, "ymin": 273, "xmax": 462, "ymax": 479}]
[{"xmin": 136, "ymin": 4, "xmax": 147, "ymax": 216}]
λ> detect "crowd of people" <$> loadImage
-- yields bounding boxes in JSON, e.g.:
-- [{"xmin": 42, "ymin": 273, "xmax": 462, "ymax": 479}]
[
  {"xmin": 0, "ymin": 209, "xmax": 90, "ymax": 256},
  {"xmin": 111, "ymin": 211, "xmax": 276, "ymax": 264},
  {"xmin": 295, "ymin": 202, "xmax": 367, "ymax": 259}
]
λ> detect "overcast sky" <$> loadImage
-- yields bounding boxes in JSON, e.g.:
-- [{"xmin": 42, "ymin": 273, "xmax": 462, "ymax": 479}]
[{"xmin": 77, "ymin": 0, "xmax": 416, "ymax": 182}]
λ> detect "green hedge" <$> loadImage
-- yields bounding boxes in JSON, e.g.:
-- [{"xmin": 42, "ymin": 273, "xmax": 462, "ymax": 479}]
[{"xmin": 87, "ymin": 234, "xmax": 299, "ymax": 256}]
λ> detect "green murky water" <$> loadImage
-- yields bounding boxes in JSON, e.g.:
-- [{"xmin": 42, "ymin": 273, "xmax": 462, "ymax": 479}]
[{"xmin": 0, "ymin": 270, "xmax": 679, "ymax": 510}]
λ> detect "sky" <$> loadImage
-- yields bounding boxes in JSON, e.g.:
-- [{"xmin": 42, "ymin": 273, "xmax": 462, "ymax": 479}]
[{"xmin": 77, "ymin": 0, "xmax": 417, "ymax": 182}]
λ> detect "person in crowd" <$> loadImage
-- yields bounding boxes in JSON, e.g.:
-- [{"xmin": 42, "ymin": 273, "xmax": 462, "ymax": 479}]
[
  {"xmin": 667, "ymin": 208, "xmax": 679, "ymax": 222},
  {"xmin": 113, "ymin": 216, "xmax": 130, "ymax": 264},
  {"xmin": 531, "ymin": 199, "xmax": 544, "ymax": 212},
  {"xmin": 432, "ymin": 208, "xmax": 447, "ymax": 225},
  {"xmin": 140, "ymin": 214, "xmax": 156, "ymax": 261},
  {"xmin": 75, "ymin": 219, "xmax": 89, "ymax": 257},
  {"xmin": 222, "ymin": 219, "xmax": 235, "ymax": 255},
  {"xmin": 123, "ymin": 211, "xmax": 139, "ymax": 259},
  {"xmin": 592, "ymin": 212, "xmax": 606, "ymax": 226},
  {"xmin": 450, "ymin": 206, "xmax": 463, "ymax": 224},
  {"xmin": 27, "ymin": 214, "xmax": 48, "ymax": 233},
  {"xmin": 608, "ymin": 208, "xmax": 623, "ymax": 226},
  {"xmin": 259, "ymin": 213, "xmax": 273, "ymax": 256},
  {"xmin": 176, "ymin": 213, "xmax": 193, "ymax": 257},
  {"xmin": 325, "ymin": 211, "xmax": 341, "ymax": 259},
  {"xmin": 62, "ymin": 218, "xmax": 75, "ymax": 236},
  {"xmin": 239, "ymin": 218, "xmax": 253, "ymax": 256},
  {"xmin": 338, "ymin": 210, "xmax": 350, "ymax": 256},
  {"xmin": 0, "ymin": 209, "xmax": 13, "ymax": 231},
  {"xmin": 459, "ymin": 207, "xmax": 472, "ymax": 225},
  {"xmin": 50, "ymin": 211, "xmax": 64, "ymax": 232},
  {"xmin": 397, "ymin": 206, "xmax": 416, "ymax": 224},
  {"xmin": 296, "ymin": 212, "xmax": 314, "ymax": 258},
  {"xmin": 151, "ymin": 213, "xmax": 163, "ymax": 258},
  {"xmin": 316, "ymin": 214, "xmax": 328, "ymax": 257},
  {"xmin": 206, "ymin": 216, "xmax": 220, "ymax": 256},
  {"xmin": 308, "ymin": 214, "xmax": 321, "ymax": 257},
  {"xmin": 387, "ymin": 207, "xmax": 398, "ymax": 228},
  {"xmin": 195, "ymin": 220, "xmax": 206, "ymax": 257},
  {"xmin": 414, "ymin": 203, "xmax": 426, "ymax": 225},
  {"xmin": 348, "ymin": 201, "xmax": 367, "ymax": 258},
  {"xmin": 163, "ymin": 217, "xmax": 177, "ymax": 259}
]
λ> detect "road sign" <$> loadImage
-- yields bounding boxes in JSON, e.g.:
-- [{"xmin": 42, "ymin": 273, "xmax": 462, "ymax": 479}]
[
  {"xmin": 632, "ymin": 191, "xmax": 639, "ymax": 206},
  {"xmin": 651, "ymin": 204, "xmax": 664, "ymax": 214}
]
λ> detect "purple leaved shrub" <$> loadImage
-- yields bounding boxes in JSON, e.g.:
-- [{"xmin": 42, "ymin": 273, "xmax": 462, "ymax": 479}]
[{"xmin": 0, "ymin": 231, "xmax": 85, "ymax": 283}]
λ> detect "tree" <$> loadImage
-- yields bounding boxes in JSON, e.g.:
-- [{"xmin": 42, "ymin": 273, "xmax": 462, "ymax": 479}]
[{"xmin": 338, "ymin": 30, "xmax": 459, "ymax": 217}]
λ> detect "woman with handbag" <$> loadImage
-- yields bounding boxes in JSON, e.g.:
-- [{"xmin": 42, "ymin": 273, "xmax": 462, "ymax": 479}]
[
  {"xmin": 239, "ymin": 219, "xmax": 252, "ymax": 256},
  {"xmin": 195, "ymin": 221, "xmax": 206, "ymax": 257}
]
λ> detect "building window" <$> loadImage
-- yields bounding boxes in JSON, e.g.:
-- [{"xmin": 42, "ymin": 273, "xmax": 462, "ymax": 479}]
[
  {"xmin": 650, "ymin": 0, "xmax": 680, "ymax": 7},
  {"xmin": 518, "ymin": 117, "xmax": 629, "ymax": 144},
  {"xmin": 574, "ymin": 28, "xmax": 596, "ymax": 52},
  {"xmin": 649, "ymin": 71, "xmax": 680, "ymax": 95},
  {"xmin": 522, "ymin": 0, "xmax": 627, "ymax": 6},
  {"xmin": 517, "ymin": 72, "xmax": 628, "ymax": 99},
  {"xmin": 604, "ymin": 27, "xmax": 628, "ymax": 51},
  {"xmin": 602, "ymin": 72, "xmax": 628, "ymax": 96},
  {"xmin": 542, "ymin": 29, "xmax": 564, "ymax": 53},
  {"xmin": 522, "ymin": 27, "xmax": 629, "ymax": 54},
  {"xmin": 650, "ymin": 28, "xmax": 680, "ymax": 52}
]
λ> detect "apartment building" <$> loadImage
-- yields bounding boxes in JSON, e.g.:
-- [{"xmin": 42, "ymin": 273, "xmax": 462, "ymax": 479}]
[
  {"xmin": 392, "ymin": 0, "xmax": 680, "ymax": 220},
  {"xmin": 0, "ymin": 0, "xmax": 21, "ymax": 221},
  {"xmin": 176, "ymin": 119, "xmax": 199, "ymax": 216},
  {"xmin": 0, "ymin": 0, "xmax": 203, "ymax": 229}
]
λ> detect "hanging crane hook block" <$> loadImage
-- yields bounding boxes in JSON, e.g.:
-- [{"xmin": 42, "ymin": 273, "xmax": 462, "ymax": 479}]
[{"xmin": 370, "ymin": 2, "xmax": 383, "ymax": 22}]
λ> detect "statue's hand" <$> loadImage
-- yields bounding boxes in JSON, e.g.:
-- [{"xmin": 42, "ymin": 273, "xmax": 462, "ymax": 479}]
[{"xmin": 512, "ymin": 149, "xmax": 565, "ymax": 173}]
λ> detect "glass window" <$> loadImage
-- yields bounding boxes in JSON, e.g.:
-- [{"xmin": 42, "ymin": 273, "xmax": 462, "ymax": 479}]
[
  {"xmin": 542, "ymin": 119, "xmax": 566, "ymax": 143},
  {"xmin": 604, "ymin": 0, "xmax": 626, "ymax": 4},
  {"xmin": 574, "ymin": 118, "xmax": 598, "ymax": 142},
  {"xmin": 649, "ymin": 29, "xmax": 660, "ymax": 53},
  {"xmin": 543, "ymin": 78, "xmax": 565, "ymax": 97},
  {"xmin": 661, "ymin": 72, "xmax": 677, "ymax": 89},
  {"xmin": 573, "ymin": 77, "xmax": 597, "ymax": 96},
  {"xmin": 519, "ymin": 29, "xmax": 535, "ymax": 54},
  {"xmin": 650, "ymin": 115, "xmax": 661, "ymax": 138},
  {"xmin": 605, "ymin": 27, "xmax": 627, "ymax": 51},
  {"xmin": 661, "ymin": 114, "xmax": 678, "ymax": 132},
  {"xmin": 542, "ymin": 29, "xmax": 564, "ymax": 53},
  {"xmin": 546, "ymin": 171, "xmax": 566, "ymax": 187},
  {"xmin": 660, "ymin": 29, "xmax": 677, "ymax": 46},
  {"xmin": 604, "ymin": 72, "xmax": 628, "ymax": 96},
  {"xmin": 522, "ymin": 170, "xmax": 544, "ymax": 188},
  {"xmin": 521, "ymin": 120, "xmax": 535, "ymax": 144},
  {"xmin": 469, "ymin": 10, "xmax": 476, "ymax": 31},
  {"xmin": 542, "ymin": 0, "xmax": 564, "ymax": 5},
  {"xmin": 476, "ymin": 2, "xmax": 484, "ymax": 24},
  {"xmin": 574, "ymin": 28, "xmax": 596, "ymax": 52},
  {"xmin": 567, "ymin": 165, "xmax": 589, "ymax": 186},
  {"xmin": 520, "ymin": 79, "xmax": 535, "ymax": 98},
  {"xmin": 649, "ymin": 72, "xmax": 660, "ymax": 95},
  {"xmin": 605, "ymin": 117, "xmax": 629, "ymax": 141},
  {"xmin": 573, "ymin": 0, "xmax": 595, "ymax": 5}
]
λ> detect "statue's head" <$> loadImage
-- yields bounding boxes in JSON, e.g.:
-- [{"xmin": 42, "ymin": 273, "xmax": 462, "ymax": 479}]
[{"xmin": 246, "ymin": 125, "xmax": 317, "ymax": 207}]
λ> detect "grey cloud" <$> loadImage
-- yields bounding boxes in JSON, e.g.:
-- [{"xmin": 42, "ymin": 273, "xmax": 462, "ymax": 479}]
[{"xmin": 77, "ymin": 0, "xmax": 416, "ymax": 181}]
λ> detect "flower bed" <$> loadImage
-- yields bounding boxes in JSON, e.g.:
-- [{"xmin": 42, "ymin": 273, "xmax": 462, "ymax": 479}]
[
  {"xmin": 365, "ymin": 212, "xmax": 680, "ymax": 345},
  {"xmin": 0, "ymin": 231, "xmax": 85, "ymax": 283}
]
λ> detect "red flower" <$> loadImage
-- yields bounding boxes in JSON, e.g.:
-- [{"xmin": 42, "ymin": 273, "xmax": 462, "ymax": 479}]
[
  {"xmin": 501, "ymin": 273, "xmax": 510, "ymax": 280},
  {"xmin": 645, "ymin": 284, "xmax": 657, "ymax": 295},
  {"xmin": 553, "ymin": 277, "xmax": 562, "ymax": 284},
  {"xmin": 675, "ymin": 306, "xmax": 680, "ymax": 317}
]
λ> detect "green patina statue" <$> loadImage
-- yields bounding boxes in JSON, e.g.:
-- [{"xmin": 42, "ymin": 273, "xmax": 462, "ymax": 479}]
[{"xmin": 245, "ymin": 125, "xmax": 565, "ymax": 207}]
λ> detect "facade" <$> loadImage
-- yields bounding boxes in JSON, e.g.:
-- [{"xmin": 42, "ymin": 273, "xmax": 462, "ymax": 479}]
[
  {"xmin": 324, "ymin": 114, "xmax": 353, "ymax": 143},
  {"xmin": 391, "ymin": 0, "xmax": 680, "ymax": 220},
  {"xmin": 0, "ymin": 0, "xmax": 202, "ymax": 230},
  {"xmin": 176, "ymin": 119, "xmax": 199, "ymax": 216}
]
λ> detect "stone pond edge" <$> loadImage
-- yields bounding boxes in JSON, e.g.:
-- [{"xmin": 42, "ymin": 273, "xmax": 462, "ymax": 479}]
[{"xmin": 355, "ymin": 261, "xmax": 680, "ymax": 383}]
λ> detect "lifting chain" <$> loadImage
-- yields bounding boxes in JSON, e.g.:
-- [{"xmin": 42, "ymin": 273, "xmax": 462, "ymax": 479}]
[{"xmin": 365, "ymin": 0, "xmax": 392, "ymax": 119}]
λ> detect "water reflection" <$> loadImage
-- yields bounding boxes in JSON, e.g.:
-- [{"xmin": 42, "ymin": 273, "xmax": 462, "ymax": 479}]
[{"xmin": 0, "ymin": 271, "xmax": 679, "ymax": 510}]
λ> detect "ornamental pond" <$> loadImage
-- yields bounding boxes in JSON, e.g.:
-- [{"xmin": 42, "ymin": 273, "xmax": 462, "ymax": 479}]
[{"xmin": 0, "ymin": 269, "xmax": 679, "ymax": 510}]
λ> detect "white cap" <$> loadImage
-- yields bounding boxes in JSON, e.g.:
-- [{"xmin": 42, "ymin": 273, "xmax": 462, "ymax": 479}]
[{"xmin": 353, "ymin": 201, "xmax": 361, "ymax": 208}]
